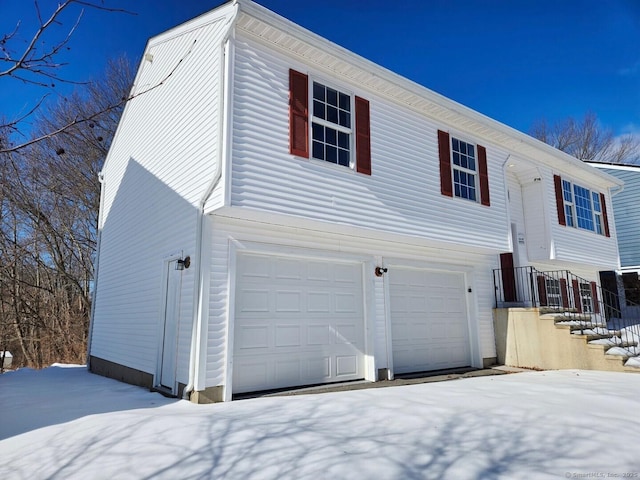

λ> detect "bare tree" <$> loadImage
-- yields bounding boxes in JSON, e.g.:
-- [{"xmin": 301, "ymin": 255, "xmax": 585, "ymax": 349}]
[
  {"xmin": 0, "ymin": 0, "xmax": 133, "ymax": 153},
  {"xmin": 0, "ymin": 57, "xmax": 134, "ymax": 369},
  {"xmin": 531, "ymin": 112, "xmax": 640, "ymax": 165}
]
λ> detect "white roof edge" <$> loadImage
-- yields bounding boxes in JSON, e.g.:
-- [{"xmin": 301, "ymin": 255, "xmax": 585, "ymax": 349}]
[
  {"xmin": 236, "ymin": 0, "xmax": 620, "ymax": 187},
  {"xmin": 588, "ymin": 162, "xmax": 640, "ymax": 173},
  {"xmin": 147, "ymin": 1, "xmax": 237, "ymax": 46}
]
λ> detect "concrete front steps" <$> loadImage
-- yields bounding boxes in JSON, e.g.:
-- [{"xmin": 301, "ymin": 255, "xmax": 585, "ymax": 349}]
[{"xmin": 493, "ymin": 308, "xmax": 640, "ymax": 373}]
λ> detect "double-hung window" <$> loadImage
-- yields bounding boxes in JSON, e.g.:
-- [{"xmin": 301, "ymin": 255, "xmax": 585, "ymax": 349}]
[
  {"xmin": 554, "ymin": 175, "xmax": 610, "ymax": 236},
  {"xmin": 311, "ymin": 82, "xmax": 352, "ymax": 167},
  {"xmin": 437, "ymin": 130, "xmax": 490, "ymax": 206},
  {"xmin": 289, "ymin": 69, "xmax": 371, "ymax": 175},
  {"xmin": 451, "ymin": 138, "xmax": 477, "ymax": 201},
  {"xmin": 573, "ymin": 184, "xmax": 595, "ymax": 231},
  {"xmin": 592, "ymin": 192, "xmax": 604, "ymax": 235},
  {"xmin": 562, "ymin": 180, "xmax": 575, "ymax": 228}
]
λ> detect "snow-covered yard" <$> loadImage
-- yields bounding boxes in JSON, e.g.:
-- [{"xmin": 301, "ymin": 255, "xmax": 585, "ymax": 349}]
[{"xmin": 1, "ymin": 365, "xmax": 640, "ymax": 479}]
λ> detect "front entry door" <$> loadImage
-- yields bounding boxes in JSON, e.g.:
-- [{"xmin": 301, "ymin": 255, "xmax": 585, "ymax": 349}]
[{"xmin": 159, "ymin": 259, "xmax": 182, "ymax": 391}]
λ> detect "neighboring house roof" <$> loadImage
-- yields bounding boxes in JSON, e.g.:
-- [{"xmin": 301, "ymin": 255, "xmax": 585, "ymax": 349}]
[{"xmin": 144, "ymin": 0, "xmax": 620, "ymax": 189}]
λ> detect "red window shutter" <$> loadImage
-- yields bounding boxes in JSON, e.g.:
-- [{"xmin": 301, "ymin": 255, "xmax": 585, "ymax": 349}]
[
  {"xmin": 559, "ymin": 279, "xmax": 569, "ymax": 309},
  {"xmin": 289, "ymin": 69, "xmax": 309, "ymax": 158},
  {"xmin": 600, "ymin": 192, "xmax": 610, "ymax": 237},
  {"xmin": 477, "ymin": 145, "xmax": 490, "ymax": 206},
  {"xmin": 537, "ymin": 275, "xmax": 548, "ymax": 306},
  {"xmin": 438, "ymin": 130, "xmax": 453, "ymax": 197},
  {"xmin": 355, "ymin": 96, "xmax": 371, "ymax": 175},
  {"xmin": 572, "ymin": 279, "xmax": 582, "ymax": 313},
  {"xmin": 554, "ymin": 175, "xmax": 566, "ymax": 226},
  {"xmin": 590, "ymin": 281, "xmax": 600, "ymax": 314}
]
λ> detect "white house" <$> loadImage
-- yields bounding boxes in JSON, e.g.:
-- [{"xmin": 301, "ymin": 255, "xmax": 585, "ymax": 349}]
[{"xmin": 88, "ymin": 0, "xmax": 622, "ymax": 402}]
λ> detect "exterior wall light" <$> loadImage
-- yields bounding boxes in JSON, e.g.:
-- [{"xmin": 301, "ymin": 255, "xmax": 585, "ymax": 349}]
[
  {"xmin": 176, "ymin": 256, "xmax": 191, "ymax": 270},
  {"xmin": 375, "ymin": 266, "xmax": 388, "ymax": 277}
]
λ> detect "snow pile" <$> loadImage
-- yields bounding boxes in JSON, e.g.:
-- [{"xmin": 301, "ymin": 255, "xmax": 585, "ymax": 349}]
[
  {"xmin": 626, "ymin": 357, "xmax": 640, "ymax": 368},
  {"xmin": 2, "ymin": 366, "xmax": 640, "ymax": 479},
  {"xmin": 589, "ymin": 337, "xmax": 623, "ymax": 346}
]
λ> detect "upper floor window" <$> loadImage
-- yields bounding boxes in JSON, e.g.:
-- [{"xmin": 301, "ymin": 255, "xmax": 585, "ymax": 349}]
[
  {"xmin": 437, "ymin": 130, "xmax": 490, "ymax": 206},
  {"xmin": 451, "ymin": 137, "xmax": 477, "ymax": 201},
  {"xmin": 592, "ymin": 192, "xmax": 604, "ymax": 235},
  {"xmin": 562, "ymin": 180, "xmax": 575, "ymax": 228},
  {"xmin": 289, "ymin": 69, "xmax": 371, "ymax": 175},
  {"xmin": 553, "ymin": 174, "xmax": 610, "ymax": 237},
  {"xmin": 311, "ymin": 82, "xmax": 352, "ymax": 167}
]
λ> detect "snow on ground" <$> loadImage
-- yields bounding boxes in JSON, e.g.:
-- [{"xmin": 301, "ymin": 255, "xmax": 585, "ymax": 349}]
[{"xmin": 2, "ymin": 366, "xmax": 640, "ymax": 479}]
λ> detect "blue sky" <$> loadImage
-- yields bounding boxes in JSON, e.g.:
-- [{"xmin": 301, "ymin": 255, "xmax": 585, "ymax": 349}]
[{"xmin": 1, "ymin": 0, "xmax": 639, "ymax": 138}]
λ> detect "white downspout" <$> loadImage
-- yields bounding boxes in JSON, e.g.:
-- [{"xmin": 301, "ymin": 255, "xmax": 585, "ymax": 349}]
[
  {"xmin": 183, "ymin": 2, "xmax": 239, "ymax": 400},
  {"xmin": 86, "ymin": 171, "xmax": 106, "ymax": 369},
  {"xmin": 501, "ymin": 154, "xmax": 513, "ymax": 250}
]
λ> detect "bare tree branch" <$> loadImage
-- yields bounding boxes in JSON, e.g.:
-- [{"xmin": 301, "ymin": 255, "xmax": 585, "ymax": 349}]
[
  {"xmin": 531, "ymin": 112, "xmax": 640, "ymax": 165},
  {"xmin": 0, "ymin": 0, "xmax": 136, "ymax": 143},
  {"xmin": 1, "ymin": 39, "xmax": 197, "ymax": 154}
]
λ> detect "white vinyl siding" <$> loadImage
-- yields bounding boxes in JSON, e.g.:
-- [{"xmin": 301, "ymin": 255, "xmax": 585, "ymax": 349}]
[
  {"xmin": 229, "ymin": 34, "xmax": 510, "ymax": 253},
  {"xmin": 90, "ymin": 12, "xmax": 233, "ymax": 378}
]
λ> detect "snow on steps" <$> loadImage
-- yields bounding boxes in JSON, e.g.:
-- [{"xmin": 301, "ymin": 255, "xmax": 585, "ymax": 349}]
[{"xmin": 549, "ymin": 313, "xmax": 640, "ymax": 370}]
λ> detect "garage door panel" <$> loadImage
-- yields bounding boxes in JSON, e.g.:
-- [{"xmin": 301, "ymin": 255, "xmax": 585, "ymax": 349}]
[
  {"xmin": 233, "ymin": 252, "xmax": 365, "ymax": 394},
  {"xmin": 236, "ymin": 325, "xmax": 269, "ymax": 350},
  {"xmin": 334, "ymin": 263, "xmax": 359, "ymax": 283},
  {"xmin": 274, "ymin": 325, "xmax": 301, "ymax": 347},
  {"xmin": 335, "ymin": 292, "xmax": 359, "ymax": 313},
  {"xmin": 308, "ymin": 291, "xmax": 331, "ymax": 312},
  {"xmin": 390, "ymin": 267, "xmax": 471, "ymax": 374},
  {"xmin": 238, "ymin": 289, "xmax": 270, "ymax": 312},
  {"xmin": 274, "ymin": 258, "xmax": 302, "ymax": 280},
  {"xmin": 335, "ymin": 324, "xmax": 358, "ymax": 344},
  {"xmin": 307, "ymin": 324, "xmax": 330, "ymax": 345},
  {"xmin": 240, "ymin": 255, "xmax": 271, "ymax": 279},
  {"xmin": 306, "ymin": 356, "xmax": 331, "ymax": 378},
  {"xmin": 275, "ymin": 359, "xmax": 301, "ymax": 385},
  {"xmin": 307, "ymin": 261, "xmax": 330, "ymax": 282},
  {"xmin": 336, "ymin": 355, "xmax": 358, "ymax": 376},
  {"xmin": 275, "ymin": 291, "xmax": 302, "ymax": 312},
  {"xmin": 233, "ymin": 361, "xmax": 268, "ymax": 392}
]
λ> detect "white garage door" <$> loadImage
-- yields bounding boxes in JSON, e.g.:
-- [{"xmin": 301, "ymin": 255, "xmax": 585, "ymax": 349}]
[
  {"xmin": 389, "ymin": 267, "xmax": 471, "ymax": 374},
  {"xmin": 233, "ymin": 252, "xmax": 366, "ymax": 394}
]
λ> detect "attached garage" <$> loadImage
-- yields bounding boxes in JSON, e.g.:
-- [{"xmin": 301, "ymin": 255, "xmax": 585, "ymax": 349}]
[
  {"xmin": 389, "ymin": 266, "xmax": 471, "ymax": 374},
  {"xmin": 232, "ymin": 251, "xmax": 367, "ymax": 394}
]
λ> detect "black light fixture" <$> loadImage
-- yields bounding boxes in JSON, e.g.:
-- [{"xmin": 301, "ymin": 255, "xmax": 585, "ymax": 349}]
[
  {"xmin": 375, "ymin": 266, "xmax": 388, "ymax": 277},
  {"xmin": 176, "ymin": 256, "xmax": 191, "ymax": 270}
]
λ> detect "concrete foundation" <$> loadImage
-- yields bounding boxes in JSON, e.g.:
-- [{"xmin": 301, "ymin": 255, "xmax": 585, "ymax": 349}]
[
  {"xmin": 89, "ymin": 355, "xmax": 154, "ymax": 389},
  {"xmin": 493, "ymin": 308, "xmax": 640, "ymax": 373},
  {"xmin": 189, "ymin": 386, "xmax": 225, "ymax": 404}
]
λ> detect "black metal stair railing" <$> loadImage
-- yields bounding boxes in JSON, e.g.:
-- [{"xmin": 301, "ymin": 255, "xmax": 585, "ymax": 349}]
[{"xmin": 493, "ymin": 266, "xmax": 640, "ymax": 358}]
